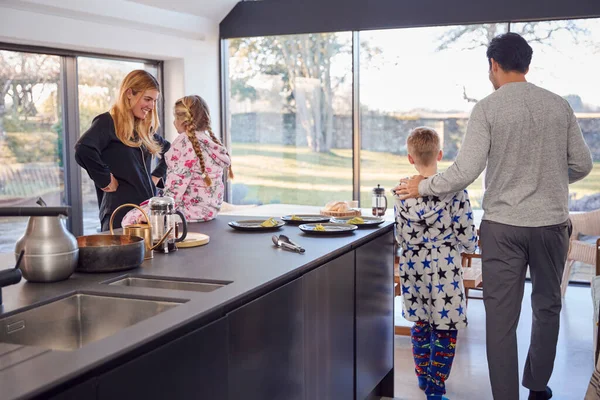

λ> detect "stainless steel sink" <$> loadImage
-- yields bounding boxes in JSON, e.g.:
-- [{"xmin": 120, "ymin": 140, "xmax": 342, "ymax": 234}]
[
  {"xmin": 0, "ymin": 293, "xmax": 182, "ymax": 351},
  {"xmin": 108, "ymin": 276, "xmax": 229, "ymax": 293}
]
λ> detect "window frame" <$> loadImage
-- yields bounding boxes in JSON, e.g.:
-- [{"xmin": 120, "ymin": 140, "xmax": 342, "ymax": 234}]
[
  {"xmin": 220, "ymin": 16, "xmax": 600, "ymax": 206},
  {"xmin": 0, "ymin": 42, "xmax": 164, "ymax": 236}
]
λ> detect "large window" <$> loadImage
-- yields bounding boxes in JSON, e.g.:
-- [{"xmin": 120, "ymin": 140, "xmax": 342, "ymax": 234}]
[
  {"xmin": 227, "ymin": 33, "xmax": 353, "ymax": 206},
  {"xmin": 77, "ymin": 57, "xmax": 159, "ymax": 234},
  {"xmin": 225, "ymin": 19, "xmax": 600, "ymax": 283},
  {"xmin": 0, "ymin": 45, "xmax": 162, "ymax": 251},
  {"xmin": 0, "ymin": 50, "xmax": 64, "ymax": 252},
  {"xmin": 226, "ymin": 20, "xmax": 600, "ymax": 213},
  {"xmin": 511, "ymin": 19, "xmax": 600, "ymax": 212},
  {"xmin": 359, "ymin": 24, "xmax": 509, "ymax": 207}
]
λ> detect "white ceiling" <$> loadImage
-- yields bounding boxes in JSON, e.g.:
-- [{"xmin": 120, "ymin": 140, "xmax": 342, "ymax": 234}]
[{"xmin": 126, "ymin": 0, "xmax": 240, "ymax": 22}]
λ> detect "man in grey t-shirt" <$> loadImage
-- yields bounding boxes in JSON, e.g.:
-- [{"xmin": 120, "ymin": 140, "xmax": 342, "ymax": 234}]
[{"xmin": 395, "ymin": 33, "xmax": 592, "ymax": 400}]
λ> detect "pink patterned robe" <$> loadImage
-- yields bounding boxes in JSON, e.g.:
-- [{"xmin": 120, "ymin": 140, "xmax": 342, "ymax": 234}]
[{"xmin": 122, "ymin": 131, "xmax": 231, "ymax": 225}]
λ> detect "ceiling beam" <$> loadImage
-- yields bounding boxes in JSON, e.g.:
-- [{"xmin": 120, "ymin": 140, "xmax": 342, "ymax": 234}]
[{"xmin": 221, "ymin": 0, "xmax": 600, "ymax": 38}]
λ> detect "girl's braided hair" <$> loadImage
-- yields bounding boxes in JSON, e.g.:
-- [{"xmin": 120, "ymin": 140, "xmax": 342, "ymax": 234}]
[{"xmin": 173, "ymin": 95, "xmax": 233, "ymax": 186}]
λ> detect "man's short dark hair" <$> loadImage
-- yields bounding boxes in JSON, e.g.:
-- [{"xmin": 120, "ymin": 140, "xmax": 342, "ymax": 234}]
[{"xmin": 486, "ymin": 32, "xmax": 533, "ymax": 73}]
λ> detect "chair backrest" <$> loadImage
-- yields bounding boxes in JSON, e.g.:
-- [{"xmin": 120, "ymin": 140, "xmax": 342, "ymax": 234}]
[{"xmin": 570, "ymin": 209, "xmax": 600, "ymax": 240}]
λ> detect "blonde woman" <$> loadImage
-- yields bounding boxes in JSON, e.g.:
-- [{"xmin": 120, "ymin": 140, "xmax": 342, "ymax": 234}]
[
  {"xmin": 75, "ymin": 70, "xmax": 170, "ymax": 230},
  {"xmin": 122, "ymin": 95, "xmax": 232, "ymax": 225}
]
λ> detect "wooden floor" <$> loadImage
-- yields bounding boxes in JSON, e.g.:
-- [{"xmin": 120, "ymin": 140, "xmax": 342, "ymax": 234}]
[{"xmin": 393, "ymin": 283, "xmax": 594, "ymax": 400}]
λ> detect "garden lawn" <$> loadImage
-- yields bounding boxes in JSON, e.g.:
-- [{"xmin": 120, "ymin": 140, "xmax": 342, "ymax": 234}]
[{"xmin": 231, "ymin": 143, "xmax": 599, "ymax": 208}]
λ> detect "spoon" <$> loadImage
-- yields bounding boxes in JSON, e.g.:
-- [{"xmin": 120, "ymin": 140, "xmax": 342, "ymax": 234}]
[
  {"xmin": 272, "ymin": 235, "xmax": 305, "ymax": 253},
  {"xmin": 278, "ymin": 234, "xmax": 305, "ymax": 253}
]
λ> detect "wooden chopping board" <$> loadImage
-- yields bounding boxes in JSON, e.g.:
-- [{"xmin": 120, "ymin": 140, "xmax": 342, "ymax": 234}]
[{"xmin": 177, "ymin": 232, "xmax": 210, "ymax": 248}]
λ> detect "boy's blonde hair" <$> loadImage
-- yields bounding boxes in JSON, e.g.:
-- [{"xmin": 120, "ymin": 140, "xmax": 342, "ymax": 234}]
[{"xmin": 406, "ymin": 127, "xmax": 441, "ymax": 166}]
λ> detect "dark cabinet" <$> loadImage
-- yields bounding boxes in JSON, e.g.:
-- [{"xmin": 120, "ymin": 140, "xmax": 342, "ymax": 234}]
[
  {"xmin": 304, "ymin": 251, "xmax": 355, "ymax": 400},
  {"xmin": 227, "ymin": 278, "xmax": 304, "ymax": 400},
  {"xmin": 97, "ymin": 317, "xmax": 228, "ymax": 400},
  {"xmin": 355, "ymin": 232, "xmax": 395, "ymax": 399},
  {"xmin": 43, "ymin": 230, "xmax": 396, "ymax": 400},
  {"xmin": 48, "ymin": 378, "xmax": 98, "ymax": 400}
]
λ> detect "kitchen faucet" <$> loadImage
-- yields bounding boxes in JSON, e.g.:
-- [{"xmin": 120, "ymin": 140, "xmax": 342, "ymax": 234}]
[{"xmin": 0, "ymin": 250, "xmax": 23, "ymax": 306}]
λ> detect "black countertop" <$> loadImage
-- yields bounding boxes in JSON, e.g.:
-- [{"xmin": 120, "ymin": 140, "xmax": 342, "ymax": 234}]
[{"xmin": 0, "ymin": 215, "xmax": 394, "ymax": 400}]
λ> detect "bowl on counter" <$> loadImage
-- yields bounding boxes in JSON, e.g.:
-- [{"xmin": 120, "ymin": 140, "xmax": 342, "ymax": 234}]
[{"xmin": 76, "ymin": 235, "xmax": 145, "ymax": 273}]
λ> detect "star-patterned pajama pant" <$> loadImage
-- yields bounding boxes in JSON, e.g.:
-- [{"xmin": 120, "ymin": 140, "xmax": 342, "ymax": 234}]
[{"xmin": 411, "ymin": 321, "xmax": 458, "ymax": 397}]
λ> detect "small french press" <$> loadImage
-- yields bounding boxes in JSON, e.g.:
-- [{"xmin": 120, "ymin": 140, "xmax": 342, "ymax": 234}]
[
  {"xmin": 372, "ymin": 184, "xmax": 388, "ymax": 217},
  {"xmin": 148, "ymin": 196, "xmax": 188, "ymax": 253}
]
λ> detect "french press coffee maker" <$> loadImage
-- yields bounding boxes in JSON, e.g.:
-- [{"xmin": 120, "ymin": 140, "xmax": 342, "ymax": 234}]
[
  {"xmin": 148, "ymin": 197, "xmax": 188, "ymax": 253},
  {"xmin": 372, "ymin": 184, "xmax": 388, "ymax": 216}
]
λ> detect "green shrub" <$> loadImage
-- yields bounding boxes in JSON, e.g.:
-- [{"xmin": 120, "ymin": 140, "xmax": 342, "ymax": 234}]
[
  {"xmin": 3, "ymin": 117, "xmax": 52, "ymax": 133},
  {"xmin": 5, "ymin": 132, "xmax": 59, "ymax": 163}
]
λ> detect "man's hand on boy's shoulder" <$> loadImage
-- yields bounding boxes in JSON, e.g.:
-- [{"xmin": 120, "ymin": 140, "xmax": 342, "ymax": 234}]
[{"xmin": 393, "ymin": 175, "xmax": 424, "ymax": 200}]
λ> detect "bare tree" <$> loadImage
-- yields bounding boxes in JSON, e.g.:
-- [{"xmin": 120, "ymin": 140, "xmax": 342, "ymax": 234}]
[
  {"xmin": 437, "ymin": 21, "xmax": 589, "ymax": 103},
  {"xmin": 437, "ymin": 21, "xmax": 588, "ymax": 52},
  {"xmin": 462, "ymin": 85, "xmax": 478, "ymax": 104},
  {"xmin": 437, "ymin": 23, "xmax": 508, "ymax": 51},
  {"xmin": 230, "ymin": 34, "xmax": 347, "ymax": 153},
  {"xmin": 230, "ymin": 34, "xmax": 379, "ymax": 153},
  {"xmin": 0, "ymin": 51, "xmax": 60, "ymax": 137}
]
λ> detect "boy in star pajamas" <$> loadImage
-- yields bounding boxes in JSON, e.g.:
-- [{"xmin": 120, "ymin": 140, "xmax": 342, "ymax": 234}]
[{"xmin": 393, "ymin": 127, "xmax": 477, "ymax": 400}]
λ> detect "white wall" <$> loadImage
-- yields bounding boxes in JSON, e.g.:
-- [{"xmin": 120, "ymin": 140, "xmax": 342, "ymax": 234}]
[{"xmin": 0, "ymin": 0, "xmax": 222, "ymax": 141}]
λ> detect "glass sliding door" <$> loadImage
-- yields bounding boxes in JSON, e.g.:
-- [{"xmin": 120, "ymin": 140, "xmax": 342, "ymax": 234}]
[
  {"xmin": 0, "ymin": 46, "xmax": 163, "ymax": 243},
  {"xmin": 0, "ymin": 50, "xmax": 64, "ymax": 252}
]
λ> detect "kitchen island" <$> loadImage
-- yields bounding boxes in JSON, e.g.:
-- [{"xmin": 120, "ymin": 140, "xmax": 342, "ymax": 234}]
[{"xmin": 0, "ymin": 213, "xmax": 395, "ymax": 400}]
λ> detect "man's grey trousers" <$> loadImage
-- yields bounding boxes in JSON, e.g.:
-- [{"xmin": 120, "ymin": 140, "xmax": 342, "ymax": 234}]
[{"xmin": 479, "ymin": 219, "xmax": 571, "ymax": 400}]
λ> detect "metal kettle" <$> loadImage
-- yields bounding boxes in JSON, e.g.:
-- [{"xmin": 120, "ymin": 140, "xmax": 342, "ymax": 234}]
[{"xmin": 0, "ymin": 199, "xmax": 78, "ymax": 282}]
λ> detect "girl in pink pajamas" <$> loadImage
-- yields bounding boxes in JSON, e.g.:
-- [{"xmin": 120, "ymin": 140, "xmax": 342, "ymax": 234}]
[{"xmin": 122, "ymin": 95, "xmax": 233, "ymax": 225}]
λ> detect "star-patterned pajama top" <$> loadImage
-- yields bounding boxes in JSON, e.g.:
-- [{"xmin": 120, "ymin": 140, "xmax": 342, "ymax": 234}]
[
  {"xmin": 394, "ymin": 189, "xmax": 477, "ymax": 330},
  {"xmin": 122, "ymin": 131, "xmax": 231, "ymax": 225}
]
